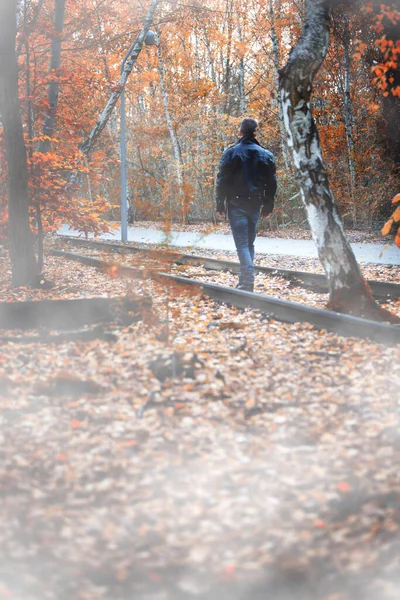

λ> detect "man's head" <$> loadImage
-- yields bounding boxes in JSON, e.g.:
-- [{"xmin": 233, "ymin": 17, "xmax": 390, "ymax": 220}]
[{"xmin": 240, "ymin": 117, "xmax": 258, "ymax": 138}]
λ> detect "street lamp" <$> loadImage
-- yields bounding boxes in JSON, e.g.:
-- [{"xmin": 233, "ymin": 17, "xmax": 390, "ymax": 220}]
[{"xmin": 120, "ymin": 30, "xmax": 156, "ymax": 243}]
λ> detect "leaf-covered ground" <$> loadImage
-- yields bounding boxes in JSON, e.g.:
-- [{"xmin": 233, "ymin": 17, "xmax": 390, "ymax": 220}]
[
  {"xmin": 58, "ymin": 239, "xmax": 400, "ymax": 318},
  {"xmin": 1, "ymin": 241, "xmax": 400, "ymax": 599}
]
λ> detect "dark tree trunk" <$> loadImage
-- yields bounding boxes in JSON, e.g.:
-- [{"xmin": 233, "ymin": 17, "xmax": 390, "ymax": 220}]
[
  {"xmin": 35, "ymin": 0, "xmax": 66, "ymax": 271},
  {"xmin": 341, "ymin": 15, "xmax": 357, "ymax": 202},
  {"xmin": 39, "ymin": 0, "xmax": 66, "ymax": 153},
  {"xmin": 278, "ymin": 0, "xmax": 398, "ymax": 321},
  {"xmin": 0, "ymin": 0, "xmax": 37, "ymax": 286}
]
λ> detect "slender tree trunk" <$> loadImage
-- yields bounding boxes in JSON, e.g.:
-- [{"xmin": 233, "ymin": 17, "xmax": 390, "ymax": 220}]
[
  {"xmin": 238, "ymin": 26, "xmax": 247, "ymax": 115},
  {"xmin": 24, "ymin": 39, "xmax": 45, "ymax": 272},
  {"xmin": 38, "ymin": 0, "xmax": 66, "ymax": 153},
  {"xmin": 342, "ymin": 16, "xmax": 357, "ymax": 218},
  {"xmin": 32, "ymin": 0, "xmax": 65, "ymax": 271},
  {"xmin": 95, "ymin": 10, "xmax": 131, "ymax": 215},
  {"xmin": 85, "ymin": 161, "xmax": 93, "ymax": 203},
  {"xmin": 156, "ymin": 31, "xmax": 185, "ymax": 220},
  {"xmin": 279, "ymin": 0, "xmax": 397, "ymax": 321},
  {"xmin": 204, "ymin": 32, "xmax": 216, "ymax": 86},
  {"xmin": 223, "ymin": 0, "xmax": 234, "ymax": 115},
  {"xmin": 17, "ymin": 0, "xmax": 45, "ymax": 56},
  {"xmin": 0, "ymin": 0, "xmax": 37, "ymax": 286}
]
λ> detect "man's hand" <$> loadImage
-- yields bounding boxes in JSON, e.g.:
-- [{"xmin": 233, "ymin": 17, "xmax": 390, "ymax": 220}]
[
  {"xmin": 260, "ymin": 209, "xmax": 272, "ymax": 219},
  {"xmin": 217, "ymin": 211, "xmax": 226, "ymax": 220}
]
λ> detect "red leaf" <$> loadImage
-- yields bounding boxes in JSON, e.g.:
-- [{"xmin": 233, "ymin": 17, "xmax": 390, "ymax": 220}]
[
  {"xmin": 337, "ymin": 482, "xmax": 350, "ymax": 492},
  {"xmin": 314, "ymin": 520, "xmax": 325, "ymax": 528}
]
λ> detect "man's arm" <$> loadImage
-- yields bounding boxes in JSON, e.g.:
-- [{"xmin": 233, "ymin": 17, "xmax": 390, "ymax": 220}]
[
  {"xmin": 216, "ymin": 148, "xmax": 233, "ymax": 213},
  {"xmin": 261, "ymin": 153, "xmax": 277, "ymax": 214}
]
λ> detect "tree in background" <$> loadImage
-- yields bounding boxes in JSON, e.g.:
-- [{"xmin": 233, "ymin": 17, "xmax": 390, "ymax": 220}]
[{"xmin": 2, "ymin": 0, "xmax": 396, "ymax": 230}]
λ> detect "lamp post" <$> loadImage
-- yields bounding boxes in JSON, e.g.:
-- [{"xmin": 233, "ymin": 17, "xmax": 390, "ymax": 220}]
[{"xmin": 120, "ymin": 30, "xmax": 156, "ymax": 243}]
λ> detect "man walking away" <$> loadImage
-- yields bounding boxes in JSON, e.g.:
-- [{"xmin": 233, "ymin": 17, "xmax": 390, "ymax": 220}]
[{"xmin": 216, "ymin": 118, "xmax": 277, "ymax": 292}]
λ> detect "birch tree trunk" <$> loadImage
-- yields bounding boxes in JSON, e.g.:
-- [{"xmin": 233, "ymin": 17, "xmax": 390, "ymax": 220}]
[
  {"xmin": 0, "ymin": 0, "xmax": 37, "ymax": 286},
  {"xmin": 279, "ymin": 0, "xmax": 396, "ymax": 321}
]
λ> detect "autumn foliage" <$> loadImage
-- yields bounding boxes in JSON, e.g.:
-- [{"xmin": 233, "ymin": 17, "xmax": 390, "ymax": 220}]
[
  {"xmin": 382, "ymin": 193, "xmax": 400, "ymax": 247},
  {"xmin": 367, "ymin": 2, "xmax": 400, "ymax": 98},
  {"xmin": 0, "ymin": 0, "xmax": 399, "ymax": 235}
]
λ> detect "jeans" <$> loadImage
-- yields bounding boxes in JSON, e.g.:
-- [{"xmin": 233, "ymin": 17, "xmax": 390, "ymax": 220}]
[{"xmin": 228, "ymin": 204, "xmax": 261, "ymax": 291}]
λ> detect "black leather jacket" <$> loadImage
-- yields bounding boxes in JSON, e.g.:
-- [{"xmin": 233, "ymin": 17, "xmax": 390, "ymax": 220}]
[{"xmin": 216, "ymin": 136, "xmax": 277, "ymax": 213}]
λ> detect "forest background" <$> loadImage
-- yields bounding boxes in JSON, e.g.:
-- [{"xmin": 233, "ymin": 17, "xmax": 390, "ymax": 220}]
[{"xmin": 0, "ymin": 0, "xmax": 399, "ymax": 240}]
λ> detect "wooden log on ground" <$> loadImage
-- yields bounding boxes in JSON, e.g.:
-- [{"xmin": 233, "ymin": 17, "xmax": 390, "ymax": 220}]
[
  {"xmin": 0, "ymin": 295, "xmax": 151, "ymax": 330},
  {"xmin": 0, "ymin": 325, "xmax": 117, "ymax": 344}
]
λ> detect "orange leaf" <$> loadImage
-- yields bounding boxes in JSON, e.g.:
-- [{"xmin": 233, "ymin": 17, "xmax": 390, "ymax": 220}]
[
  {"xmin": 105, "ymin": 265, "xmax": 120, "ymax": 278},
  {"xmin": 392, "ymin": 193, "xmax": 400, "ymax": 204},
  {"xmin": 71, "ymin": 419, "xmax": 80, "ymax": 429},
  {"xmin": 314, "ymin": 520, "xmax": 325, "ymax": 528},
  {"xmin": 381, "ymin": 219, "xmax": 393, "ymax": 236},
  {"xmin": 395, "ymin": 228, "xmax": 400, "ymax": 248},
  {"xmin": 391, "ymin": 206, "xmax": 400, "ymax": 223},
  {"xmin": 337, "ymin": 482, "xmax": 350, "ymax": 492}
]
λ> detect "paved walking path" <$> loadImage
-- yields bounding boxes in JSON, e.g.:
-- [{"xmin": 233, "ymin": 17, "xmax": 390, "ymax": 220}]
[{"xmin": 58, "ymin": 224, "xmax": 400, "ymax": 266}]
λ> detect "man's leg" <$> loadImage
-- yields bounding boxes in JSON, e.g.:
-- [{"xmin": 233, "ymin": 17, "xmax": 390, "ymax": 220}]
[
  {"xmin": 248, "ymin": 209, "xmax": 260, "ymax": 264},
  {"xmin": 228, "ymin": 206, "xmax": 254, "ymax": 291}
]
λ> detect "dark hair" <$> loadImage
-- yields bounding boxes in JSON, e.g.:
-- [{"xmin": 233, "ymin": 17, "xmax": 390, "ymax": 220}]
[{"xmin": 240, "ymin": 118, "xmax": 258, "ymax": 137}]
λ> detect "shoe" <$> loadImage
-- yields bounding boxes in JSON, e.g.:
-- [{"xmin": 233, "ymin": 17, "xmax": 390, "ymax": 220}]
[{"xmin": 236, "ymin": 283, "xmax": 254, "ymax": 293}]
